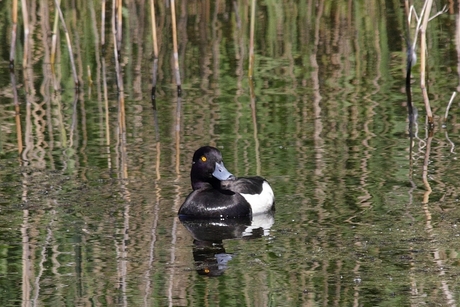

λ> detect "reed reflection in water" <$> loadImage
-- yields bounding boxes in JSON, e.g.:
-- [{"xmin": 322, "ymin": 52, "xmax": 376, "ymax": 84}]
[{"xmin": 1, "ymin": 0, "xmax": 460, "ymax": 306}]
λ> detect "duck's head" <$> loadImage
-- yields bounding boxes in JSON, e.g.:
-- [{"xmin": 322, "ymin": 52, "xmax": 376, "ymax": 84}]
[{"xmin": 190, "ymin": 146, "xmax": 234, "ymax": 190}]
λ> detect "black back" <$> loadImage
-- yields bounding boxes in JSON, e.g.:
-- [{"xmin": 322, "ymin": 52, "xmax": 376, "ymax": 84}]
[{"xmin": 220, "ymin": 176, "xmax": 265, "ymax": 194}]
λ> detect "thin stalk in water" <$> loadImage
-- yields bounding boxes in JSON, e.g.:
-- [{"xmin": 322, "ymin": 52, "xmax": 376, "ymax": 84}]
[
  {"xmin": 170, "ymin": 0, "xmax": 181, "ymax": 94},
  {"xmin": 10, "ymin": 0, "xmax": 18, "ymax": 70},
  {"xmin": 419, "ymin": 0, "xmax": 433, "ymax": 126},
  {"xmin": 150, "ymin": 0, "xmax": 159, "ymax": 99},
  {"xmin": 248, "ymin": 0, "xmax": 256, "ymax": 78},
  {"xmin": 53, "ymin": 0, "xmax": 79, "ymax": 88},
  {"xmin": 21, "ymin": 0, "xmax": 30, "ymax": 68},
  {"xmin": 101, "ymin": 0, "xmax": 106, "ymax": 50}
]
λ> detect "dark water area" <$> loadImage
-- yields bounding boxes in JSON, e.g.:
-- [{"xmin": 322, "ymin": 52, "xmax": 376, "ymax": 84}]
[{"xmin": 1, "ymin": 1, "xmax": 460, "ymax": 306}]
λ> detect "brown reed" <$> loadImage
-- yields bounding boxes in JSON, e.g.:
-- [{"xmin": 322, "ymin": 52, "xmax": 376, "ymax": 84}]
[
  {"xmin": 150, "ymin": 0, "xmax": 159, "ymax": 59},
  {"xmin": 101, "ymin": 0, "xmax": 106, "ymax": 48},
  {"xmin": 10, "ymin": 0, "xmax": 18, "ymax": 69},
  {"xmin": 21, "ymin": 0, "xmax": 30, "ymax": 68},
  {"xmin": 112, "ymin": 0, "xmax": 123, "ymax": 92},
  {"xmin": 170, "ymin": 0, "xmax": 181, "ymax": 92},
  {"xmin": 419, "ymin": 0, "xmax": 433, "ymax": 126},
  {"xmin": 50, "ymin": 0, "xmax": 60, "ymax": 69}
]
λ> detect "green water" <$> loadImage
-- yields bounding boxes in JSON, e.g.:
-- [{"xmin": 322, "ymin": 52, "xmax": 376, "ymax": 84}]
[{"xmin": 1, "ymin": 1, "xmax": 460, "ymax": 306}]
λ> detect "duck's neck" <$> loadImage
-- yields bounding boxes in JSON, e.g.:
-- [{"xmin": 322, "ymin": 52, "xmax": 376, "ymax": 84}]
[{"xmin": 191, "ymin": 175, "xmax": 221, "ymax": 190}]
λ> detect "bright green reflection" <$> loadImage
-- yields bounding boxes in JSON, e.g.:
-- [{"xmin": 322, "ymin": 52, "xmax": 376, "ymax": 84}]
[{"xmin": 0, "ymin": 1, "xmax": 459, "ymax": 306}]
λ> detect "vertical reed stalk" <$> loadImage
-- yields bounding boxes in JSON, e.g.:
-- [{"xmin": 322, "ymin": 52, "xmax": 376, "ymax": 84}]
[
  {"xmin": 53, "ymin": 0, "xmax": 79, "ymax": 87},
  {"xmin": 248, "ymin": 0, "xmax": 256, "ymax": 78},
  {"xmin": 249, "ymin": 79, "xmax": 260, "ymax": 175},
  {"xmin": 51, "ymin": 0, "xmax": 60, "ymax": 69},
  {"xmin": 170, "ymin": 0, "xmax": 181, "ymax": 92},
  {"xmin": 422, "ymin": 133, "xmax": 433, "ymax": 200},
  {"xmin": 102, "ymin": 56, "xmax": 111, "ymax": 168},
  {"xmin": 149, "ymin": 0, "xmax": 160, "ymax": 182},
  {"xmin": 174, "ymin": 96, "xmax": 182, "ymax": 175},
  {"xmin": 101, "ymin": 0, "xmax": 106, "ymax": 49},
  {"xmin": 420, "ymin": 0, "xmax": 434, "ymax": 125},
  {"xmin": 21, "ymin": 211, "xmax": 31, "ymax": 305},
  {"xmin": 10, "ymin": 71, "xmax": 23, "ymax": 153},
  {"xmin": 112, "ymin": 0, "xmax": 123, "ymax": 92},
  {"xmin": 150, "ymin": 0, "xmax": 159, "ymax": 100},
  {"xmin": 248, "ymin": 0, "xmax": 259, "ymax": 175},
  {"xmin": 10, "ymin": 0, "xmax": 18, "ymax": 69},
  {"xmin": 150, "ymin": 0, "xmax": 159, "ymax": 58},
  {"xmin": 116, "ymin": 0, "xmax": 123, "ymax": 55},
  {"xmin": 21, "ymin": 0, "xmax": 30, "ymax": 68},
  {"xmin": 444, "ymin": 92, "xmax": 456, "ymax": 122},
  {"xmin": 404, "ymin": 0, "xmax": 414, "ymax": 123}
]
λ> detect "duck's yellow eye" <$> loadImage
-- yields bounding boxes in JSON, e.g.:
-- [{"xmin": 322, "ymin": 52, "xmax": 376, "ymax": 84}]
[{"xmin": 200, "ymin": 156, "xmax": 207, "ymax": 162}]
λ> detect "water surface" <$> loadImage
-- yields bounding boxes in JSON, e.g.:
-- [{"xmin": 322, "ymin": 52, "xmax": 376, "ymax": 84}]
[{"xmin": 1, "ymin": 1, "xmax": 460, "ymax": 306}]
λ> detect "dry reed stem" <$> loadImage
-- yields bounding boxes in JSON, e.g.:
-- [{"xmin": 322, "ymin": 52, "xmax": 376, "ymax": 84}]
[
  {"xmin": 409, "ymin": 2, "xmax": 427, "ymax": 50},
  {"xmin": 420, "ymin": 0, "xmax": 434, "ymax": 125},
  {"xmin": 444, "ymin": 92, "xmax": 456, "ymax": 122},
  {"xmin": 150, "ymin": 0, "xmax": 158, "ymax": 58},
  {"xmin": 51, "ymin": 0, "xmax": 60, "ymax": 69},
  {"xmin": 249, "ymin": 78, "xmax": 261, "ymax": 175},
  {"xmin": 248, "ymin": 0, "xmax": 256, "ymax": 78},
  {"xmin": 21, "ymin": 0, "xmax": 29, "ymax": 68},
  {"xmin": 170, "ymin": 0, "xmax": 181, "ymax": 89},
  {"xmin": 10, "ymin": 72, "xmax": 23, "ymax": 153},
  {"xmin": 10, "ymin": 0, "xmax": 18, "ymax": 69},
  {"xmin": 101, "ymin": 56, "xmax": 111, "ymax": 168},
  {"xmin": 87, "ymin": 65, "xmax": 93, "ymax": 85},
  {"xmin": 422, "ymin": 134, "xmax": 433, "ymax": 199},
  {"xmin": 116, "ymin": 0, "xmax": 122, "ymax": 54},
  {"xmin": 174, "ymin": 96, "xmax": 182, "ymax": 174},
  {"xmin": 101, "ymin": 0, "xmax": 106, "ymax": 48},
  {"xmin": 150, "ymin": 0, "xmax": 159, "ymax": 93},
  {"xmin": 112, "ymin": 0, "xmax": 123, "ymax": 92},
  {"xmin": 53, "ymin": 0, "xmax": 79, "ymax": 87}
]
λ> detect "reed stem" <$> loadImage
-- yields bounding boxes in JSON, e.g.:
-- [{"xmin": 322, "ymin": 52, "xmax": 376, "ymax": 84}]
[
  {"xmin": 444, "ymin": 92, "xmax": 456, "ymax": 122},
  {"xmin": 420, "ymin": 0, "xmax": 433, "ymax": 125},
  {"xmin": 101, "ymin": 0, "xmax": 106, "ymax": 49},
  {"xmin": 116, "ymin": 0, "xmax": 123, "ymax": 55},
  {"xmin": 150, "ymin": 0, "xmax": 158, "ymax": 58},
  {"xmin": 51, "ymin": 0, "xmax": 60, "ymax": 70},
  {"xmin": 10, "ymin": 0, "xmax": 18, "ymax": 69},
  {"xmin": 170, "ymin": 0, "xmax": 181, "ymax": 92},
  {"xmin": 21, "ymin": 0, "xmax": 29, "ymax": 68},
  {"xmin": 54, "ymin": 0, "xmax": 79, "ymax": 87},
  {"xmin": 112, "ymin": 0, "xmax": 123, "ymax": 92},
  {"xmin": 150, "ymin": 0, "xmax": 159, "ymax": 99},
  {"xmin": 248, "ymin": 0, "xmax": 256, "ymax": 78}
]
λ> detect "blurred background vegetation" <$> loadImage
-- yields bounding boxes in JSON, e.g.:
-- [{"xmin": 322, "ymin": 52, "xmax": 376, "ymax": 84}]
[{"xmin": 1, "ymin": 0, "xmax": 460, "ymax": 306}]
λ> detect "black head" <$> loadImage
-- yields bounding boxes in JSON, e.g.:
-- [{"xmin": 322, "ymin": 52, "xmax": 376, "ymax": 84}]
[{"xmin": 190, "ymin": 146, "xmax": 234, "ymax": 190}]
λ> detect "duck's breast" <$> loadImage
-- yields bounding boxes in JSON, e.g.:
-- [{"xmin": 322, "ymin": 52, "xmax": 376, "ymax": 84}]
[{"xmin": 179, "ymin": 188, "xmax": 252, "ymax": 219}]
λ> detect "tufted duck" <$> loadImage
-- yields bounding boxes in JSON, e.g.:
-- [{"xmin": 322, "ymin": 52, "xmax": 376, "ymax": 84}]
[{"xmin": 178, "ymin": 146, "xmax": 275, "ymax": 219}]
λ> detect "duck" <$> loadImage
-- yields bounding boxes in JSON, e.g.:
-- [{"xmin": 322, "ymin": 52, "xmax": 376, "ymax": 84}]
[{"xmin": 178, "ymin": 146, "xmax": 275, "ymax": 219}]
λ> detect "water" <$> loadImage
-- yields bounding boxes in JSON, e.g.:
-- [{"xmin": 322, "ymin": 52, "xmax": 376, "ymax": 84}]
[{"xmin": 1, "ymin": 1, "xmax": 460, "ymax": 306}]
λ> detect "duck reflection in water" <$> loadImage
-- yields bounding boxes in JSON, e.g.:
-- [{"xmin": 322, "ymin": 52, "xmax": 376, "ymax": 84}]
[
  {"xmin": 180, "ymin": 212, "xmax": 275, "ymax": 276},
  {"xmin": 178, "ymin": 146, "xmax": 275, "ymax": 276}
]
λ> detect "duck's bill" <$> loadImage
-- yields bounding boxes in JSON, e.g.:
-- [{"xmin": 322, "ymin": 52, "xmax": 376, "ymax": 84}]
[{"xmin": 213, "ymin": 162, "xmax": 235, "ymax": 180}]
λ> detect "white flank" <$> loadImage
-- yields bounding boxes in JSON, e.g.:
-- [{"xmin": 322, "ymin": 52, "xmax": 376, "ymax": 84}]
[{"xmin": 240, "ymin": 181, "xmax": 274, "ymax": 215}]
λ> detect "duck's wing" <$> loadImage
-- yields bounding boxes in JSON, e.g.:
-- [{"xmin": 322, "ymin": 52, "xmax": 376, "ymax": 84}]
[{"xmin": 220, "ymin": 176, "xmax": 266, "ymax": 194}]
